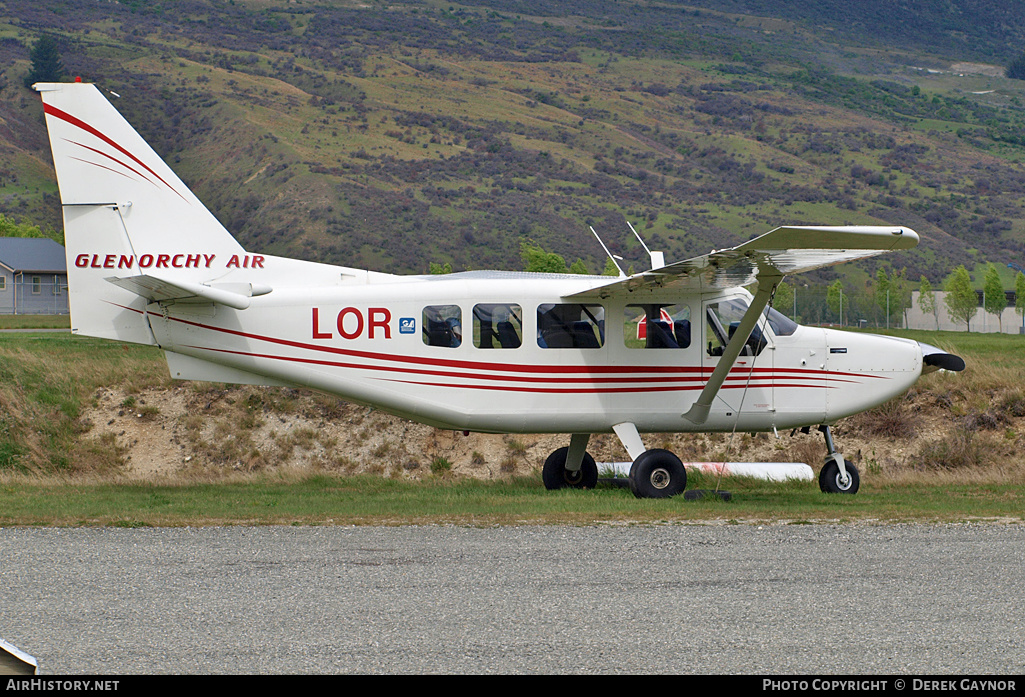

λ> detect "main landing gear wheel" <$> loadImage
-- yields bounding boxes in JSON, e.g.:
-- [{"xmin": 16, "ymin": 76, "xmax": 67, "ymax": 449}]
[
  {"xmin": 629, "ymin": 449, "xmax": 687, "ymax": 499},
  {"xmin": 542, "ymin": 447, "xmax": 598, "ymax": 490},
  {"xmin": 819, "ymin": 457, "xmax": 860, "ymax": 494}
]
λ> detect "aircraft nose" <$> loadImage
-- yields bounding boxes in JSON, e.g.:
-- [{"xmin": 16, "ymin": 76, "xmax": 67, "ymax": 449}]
[{"xmin": 919, "ymin": 342, "xmax": 966, "ymax": 373}]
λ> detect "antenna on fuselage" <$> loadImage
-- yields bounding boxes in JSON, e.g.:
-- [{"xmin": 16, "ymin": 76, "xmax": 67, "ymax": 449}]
[
  {"xmin": 626, "ymin": 220, "xmax": 665, "ymax": 270},
  {"xmin": 589, "ymin": 226, "xmax": 626, "ymax": 277}
]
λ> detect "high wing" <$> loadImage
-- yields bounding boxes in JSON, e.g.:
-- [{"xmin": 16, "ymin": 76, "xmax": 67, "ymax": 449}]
[
  {"xmin": 565, "ymin": 224, "xmax": 921, "ymax": 426},
  {"xmin": 567, "ymin": 225, "xmax": 919, "ymax": 299}
]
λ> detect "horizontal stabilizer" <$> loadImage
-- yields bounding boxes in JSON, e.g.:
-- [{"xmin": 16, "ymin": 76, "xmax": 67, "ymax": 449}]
[{"xmin": 106, "ymin": 275, "xmax": 272, "ymax": 310}]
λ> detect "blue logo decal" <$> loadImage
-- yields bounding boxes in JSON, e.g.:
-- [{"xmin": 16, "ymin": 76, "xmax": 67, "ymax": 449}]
[{"xmin": 399, "ymin": 317, "xmax": 416, "ymax": 334}]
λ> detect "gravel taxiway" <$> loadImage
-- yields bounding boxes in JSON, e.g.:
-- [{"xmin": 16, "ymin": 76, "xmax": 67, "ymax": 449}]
[{"xmin": 1, "ymin": 523, "xmax": 1022, "ymax": 674}]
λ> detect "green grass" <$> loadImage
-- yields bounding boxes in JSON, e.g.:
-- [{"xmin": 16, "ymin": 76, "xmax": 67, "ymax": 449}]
[
  {"xmin": 853, "ymin": 327, "xmax": 1022, "ymax": 367},
  {"xmin": 0, "ymin": 473, "xmax": 1020, "ymax": 526},
  {"xmin": 0, "ymin": 332, "xmax": 167, "ymax": 473},
  {"xmin": 0, "ymin": 315, "xmax": 70, "ymax": 330}
]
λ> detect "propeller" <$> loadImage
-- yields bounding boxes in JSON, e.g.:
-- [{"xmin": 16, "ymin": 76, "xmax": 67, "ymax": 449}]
[{"xmin": 919, "ymin": 342, "xmax": 966, "ymax": 373}]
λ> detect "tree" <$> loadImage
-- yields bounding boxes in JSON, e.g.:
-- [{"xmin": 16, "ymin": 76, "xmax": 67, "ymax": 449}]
[
  {"xmin": 1015, "ymin": 271, "xmax": 1025, "ymax": 333},
  {"xmin": 601, "ymin": 257, "xmax": 620, "ymax": 276},
  {"xmin": 428, "ymin": 261, "xmax": 451, "ymax": 274},
  {"xmin": 0, "ymin": 213, "xmax": 44, "ymax": 238},
  {"xmin": 1008, "ymin": 52, "xmax": 1025, "ymax": 81},
  {"xmin": 826, "ymin": 279, "xmax": 847, "ymax": 325},
  {"xmin": 982, "ymin": 263, "xmax": 1006, "ymax": 332},
  {"xmin": 890, "ymin": 268, "xmax": 911, "ymax": 327},
  {"xmin": 772, "ymin": 280, "xmax": 795, "ymax": 320},
  {"xmin": 0, "ymin": 213, "xmax": 61, "ymax": 243},
  {"xmin": 944, "ymin": 265, "xmax": 977, "ymax": 332},
  {"xmin": 520, "ymin": 241, "xmax": 567, "ymax": 273},
  {"xmin": 23, "ymin": 34, "xmax": 65, "ymax": 88},
  {"xmin": 917, "ymin": 276, "xmax": 937, "ymax": 330},
  {"xmin": 875, "ymin": 267, "xmax": 911, "ymax": 328},
  {"xmin": 568, "ymin": 258, "xmax": 589, "ymax": 275}
]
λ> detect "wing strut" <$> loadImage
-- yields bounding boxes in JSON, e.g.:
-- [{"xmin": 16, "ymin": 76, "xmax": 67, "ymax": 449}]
[{"xmin": 683, "ymin": 273, "xmax": 782, "ymax": 425}]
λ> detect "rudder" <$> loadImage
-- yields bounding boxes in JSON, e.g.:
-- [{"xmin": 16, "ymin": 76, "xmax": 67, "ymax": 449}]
[{"xmin": 35, "ymin": 81, "xmax": 247, "ymax": 343}]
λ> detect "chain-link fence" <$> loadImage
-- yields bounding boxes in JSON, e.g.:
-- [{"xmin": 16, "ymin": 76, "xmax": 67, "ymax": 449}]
[
  {"xmin": 770, "ymin": 285, "xmax": 912, "ymax": 330},
  {"xmin": 0, "ymin": 275, "xmax": 70, "ymax": 315},
  {"xmin": 773, "ymin": 283, "xmax": 1023, "ymax": 332}
]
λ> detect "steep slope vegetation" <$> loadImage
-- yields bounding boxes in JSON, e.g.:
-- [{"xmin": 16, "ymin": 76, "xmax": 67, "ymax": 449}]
[{"xmin": 1, "ymin": 0, "xmax": 1024, "ymax": 283}]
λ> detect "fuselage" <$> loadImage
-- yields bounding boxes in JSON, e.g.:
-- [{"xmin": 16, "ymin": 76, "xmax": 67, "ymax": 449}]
[{"xmin": 140, "ymin": 265, "xmax": 924, "ymax": 435}]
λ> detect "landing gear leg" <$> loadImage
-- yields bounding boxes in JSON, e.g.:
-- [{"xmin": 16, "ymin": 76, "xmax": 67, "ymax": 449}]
[{"xmin": 817, "ymin": 425, "xmax": 859, "ymax": 494}]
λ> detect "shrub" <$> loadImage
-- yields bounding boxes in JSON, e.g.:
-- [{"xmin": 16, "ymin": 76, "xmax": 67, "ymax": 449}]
[
  {"xmin": 1007, "ymin": 53, "xmax": 1025, "ymax": 80},
  {"xmin": 430, "ymin": 456, "xmax": 452, "ymax": 475},
  {"xmin": 854, "ymin": 396, "xmax": 917, "ymax": 439},
  {"xmin": 917, "ymin": 427, "xmax": 986, "ymax": 470},
  {"xmin": 996, "ymin": 389, "xmax": 1025, "ymax": 419}
]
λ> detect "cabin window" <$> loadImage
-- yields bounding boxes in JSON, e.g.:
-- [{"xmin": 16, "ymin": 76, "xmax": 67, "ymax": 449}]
[
  {"xmin": 624, "ymin": 304, "xmax": 691, "ymax": 349},
  {"xmin": 537, "ymin": 304, "xmax": 604, "ymax": 348},
  {"xmin": 473, "ymin": 303, "xmax": 522, "ymax": 349},
  {"xmin": 31, "ymin": 276, "xmax": 41, "ymax": 295},
  {"xmin": 422, "ymin": 305, "xmax": 462, "ymax": 348},
  {"xmin": 705, "ymin": 298, "xmax": 768, "ymax": 357},
  {"xmin": 0, "ymin": 277, "xmax": 5, "ymax": 291}
]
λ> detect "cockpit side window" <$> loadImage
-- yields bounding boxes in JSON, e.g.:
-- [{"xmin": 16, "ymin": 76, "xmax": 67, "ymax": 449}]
[{"xmin": 705, "ymin": 298, "xmax": 768, "ymax": 357}]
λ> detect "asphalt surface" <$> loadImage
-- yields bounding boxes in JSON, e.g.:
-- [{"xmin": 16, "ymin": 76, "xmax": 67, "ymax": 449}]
[{"xmin": 0, "ymin": 524, "xmax": 1023, "ymax": 675}]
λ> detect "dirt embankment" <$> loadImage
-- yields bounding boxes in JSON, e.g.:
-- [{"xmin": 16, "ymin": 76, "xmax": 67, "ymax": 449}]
[
  {"xmin": 82, "ymin": 384, "xmax": 567, "ymax": 480},
  {"xmin": 77, "ymin": 378, "xmax": 1025, "ymax": 482}
]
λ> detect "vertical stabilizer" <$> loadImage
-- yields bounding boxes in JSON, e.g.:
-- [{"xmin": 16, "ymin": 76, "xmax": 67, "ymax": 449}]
[{"xmin": 35, "ymin": 81, "xmax": 247, "ymax": 343}]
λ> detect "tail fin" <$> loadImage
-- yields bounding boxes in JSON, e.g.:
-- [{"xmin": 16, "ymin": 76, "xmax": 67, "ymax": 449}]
[{"xmin": 35, "ymin": 81, "xmax": 247, "ymax": 343}]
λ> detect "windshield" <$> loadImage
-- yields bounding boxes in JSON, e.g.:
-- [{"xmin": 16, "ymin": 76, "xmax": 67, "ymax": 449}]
[{"xmin": 765, "ymin": 306, "xmax": 798, "ymax": 336}]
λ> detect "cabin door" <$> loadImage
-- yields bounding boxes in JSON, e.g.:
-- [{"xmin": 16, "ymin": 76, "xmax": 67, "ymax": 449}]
[{"xmin": 701, "ymin": 297, "xmax": 774, "ymax": 424}]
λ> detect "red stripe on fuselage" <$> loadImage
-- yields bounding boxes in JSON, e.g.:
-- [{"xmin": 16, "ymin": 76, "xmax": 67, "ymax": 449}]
[
  {"xmin": 107, "ymin": 301, "xmax": 888, "ymax": 387},
  {"xmin": 373, "ymin": 378, "xmax": 840, "ymax": 395},
  {"xmin": 189, "ymin": 344, "xmax": 861, "ymax": 389},
  {"xmin": 149, "ymin": 309, "xmax": 887, "ymax": 381}
]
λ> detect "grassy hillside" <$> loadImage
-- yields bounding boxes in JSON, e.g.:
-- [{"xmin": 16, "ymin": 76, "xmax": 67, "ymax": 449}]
[{"xmin": 1, "ymin": 0, "xmax": 1025, "ymax": 287}]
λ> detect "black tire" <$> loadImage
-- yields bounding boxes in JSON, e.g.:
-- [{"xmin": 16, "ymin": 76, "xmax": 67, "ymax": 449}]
[
  {"xmin": 542, "ymin": 447, "xmax": 598, "ymax": 490},
  {"xmin": 629, "ymin": 449, "xmax": 687, "ymax": 499},
  {"xmin": 819, "ymin": 457, "xmax": 860, "ymax": 494}
]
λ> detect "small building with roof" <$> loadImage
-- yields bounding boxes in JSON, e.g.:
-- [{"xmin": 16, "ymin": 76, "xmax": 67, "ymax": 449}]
[{"xmin": 0, "ymin": 237, "xmax": 69, "ymax": 314}]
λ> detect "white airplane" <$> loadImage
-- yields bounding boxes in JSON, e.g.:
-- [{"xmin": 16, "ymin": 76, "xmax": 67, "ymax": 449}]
[{"xmin": 34, "ymin": 81, "xmax": 964, "ymax": 498}]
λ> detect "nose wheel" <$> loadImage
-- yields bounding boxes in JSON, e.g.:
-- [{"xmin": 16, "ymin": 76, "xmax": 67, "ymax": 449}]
[
  {"xmin": 819, "ymin": 455, "xmax": 859, "ymax": 493},
  {"xmin": 817, "ymin": 425, "xmax": 859, "ymax": 494}
]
